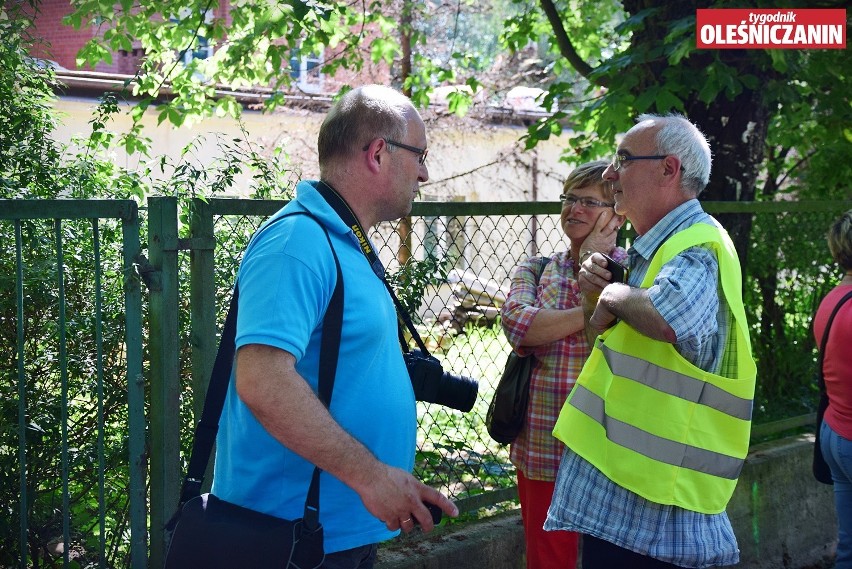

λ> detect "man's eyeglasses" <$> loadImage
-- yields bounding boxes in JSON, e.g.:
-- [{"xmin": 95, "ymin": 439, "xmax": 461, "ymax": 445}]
[
  {"xmin": 385, "ymin": 139, "xmax": 428, "ymax": 165},
  {"xmin": 612, "ymin": 153, "xmax": 667, "ymax": 171},
  {"xmin": 559, "ymin": 194, "xmax": 614, "ymax": 209}
]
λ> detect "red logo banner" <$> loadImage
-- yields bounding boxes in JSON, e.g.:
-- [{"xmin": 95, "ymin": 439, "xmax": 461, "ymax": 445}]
[{"xmin": 696, "ymin": 9, "xmax": 846, "ymax": 49}]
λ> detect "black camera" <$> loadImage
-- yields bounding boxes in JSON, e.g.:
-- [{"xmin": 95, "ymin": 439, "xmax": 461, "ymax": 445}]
[
  {"xmin": 601, "ymin": 252, "xmax": 629, "ymax": 284},
  {"xmin": 404, "ymin": 349, "xmax": 478, "ymax": 412}
]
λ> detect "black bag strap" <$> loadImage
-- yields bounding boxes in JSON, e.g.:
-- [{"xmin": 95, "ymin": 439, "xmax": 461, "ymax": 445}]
[
  {"xmin": 536, "ymin": 256, "xmax": 551, "ymax": 279},
  {"xmin": 513, "ymin": 256, "xmax": 550, "ymax": 355},
  {"xmin": 178, "ymin": 209, "xmax": 344, "ymax": 534},
  {"xmin": 816, "ymin": 289, "xmax": 852, "ymax": 392}
]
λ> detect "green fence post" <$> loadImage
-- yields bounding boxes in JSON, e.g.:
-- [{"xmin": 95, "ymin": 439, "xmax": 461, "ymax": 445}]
[
  {"xmin": 14, "ymin": 220, "xmax": 28, "ymax": 568},
  {"xmin": 189, "ymin": 198, "xmax": 217, "ymax": 491},
  {"xmin": 122, "ymin": 205, "xmax": 147, "ymax": 568},
  {"xmin": 147, "ymin": 197, "xmax": 181, "ymax": 567}
]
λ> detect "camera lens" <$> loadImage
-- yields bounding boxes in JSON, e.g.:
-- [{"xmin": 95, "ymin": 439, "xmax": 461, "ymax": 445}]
[
  {"xmin": 406, "ymin": 350, "xmax": 479, "ymax": 412},
  {"xmin": 437, "ymin": 371, "xmax": 478, "ymax": 413}
]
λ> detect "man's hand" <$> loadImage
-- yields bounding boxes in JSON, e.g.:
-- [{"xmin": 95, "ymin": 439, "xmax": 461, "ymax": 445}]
[
  {"xmin": 578, "ymin": 252, "xmax": 617, "ymax": 299},
  {"xmin": 579, "ymin": 251, "xmax": 628, "ymax": 342},
  {"xmin": 236, "ymin": 345, "xmax": 458, "ymax": 535},
  {"xmin": 356, "ymin": 464, "xmax": 458, "ymax": 534},
  {"xmin": 588, "ymin": 287, "xmax": 620, "ymax": 337},
  {"xmin": 583, "ymin": 278, "xmax": 678, "ymax": 344}
]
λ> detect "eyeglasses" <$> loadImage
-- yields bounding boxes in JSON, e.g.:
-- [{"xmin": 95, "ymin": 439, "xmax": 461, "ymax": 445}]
[
  {"xmin": 612, "ymin": 153, "xmax": 667, "ymax": 171},
  {"xmin": 385, "ymin": 139, "xmax": 428, "ymax": 165},
  {"xmin": 559, "ymin": 194, "xmax": 614, "ymax": 209}
]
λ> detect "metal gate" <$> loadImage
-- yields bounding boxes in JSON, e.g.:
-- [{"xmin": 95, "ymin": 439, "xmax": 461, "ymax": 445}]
[{"xmin": 0, "ymin": 200, "xmax": 145, "ymax": 568}]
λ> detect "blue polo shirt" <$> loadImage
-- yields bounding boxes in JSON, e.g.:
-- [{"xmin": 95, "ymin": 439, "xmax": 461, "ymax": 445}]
[{"xmin": 212, "ymin": 181, "xmax": 416, "ymax": 553}]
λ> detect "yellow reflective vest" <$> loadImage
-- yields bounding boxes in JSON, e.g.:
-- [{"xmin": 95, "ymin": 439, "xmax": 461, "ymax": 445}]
[{"xmin": 552, "ymin": 222, "xmax": 757, "ymax": 515}]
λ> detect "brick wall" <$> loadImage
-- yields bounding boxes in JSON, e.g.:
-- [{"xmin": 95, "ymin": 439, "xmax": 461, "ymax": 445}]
[
  {"xmin": 30, "ymin": 0, "xmax": 396, "ymax": 91},
  {"xmin": 28, "ymin": 0, "xmax": 94, "ymax": 70}
]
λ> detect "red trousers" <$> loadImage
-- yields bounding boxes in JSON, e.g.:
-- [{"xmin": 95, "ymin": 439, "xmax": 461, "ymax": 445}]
[{"xmin": 517, "ymin": 470, "xmax": 579, "ymax": 569}]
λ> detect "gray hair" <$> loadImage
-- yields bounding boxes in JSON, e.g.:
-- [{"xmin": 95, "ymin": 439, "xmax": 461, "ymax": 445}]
[
  {"xmin": 637, "ymin": 113, "xmax": 712, "ymax": 195},
  {"xmin": 318, "ymin": 85, "xmax": 415, "ymax": 176}
]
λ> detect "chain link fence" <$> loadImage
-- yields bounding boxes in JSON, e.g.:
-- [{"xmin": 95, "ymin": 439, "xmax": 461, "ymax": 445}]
[
  {"xmin": 4, "ymin": 198, "xmax": 847, "ymax": 566},
  {"xmin": 193, "ymin": 198, "xmax": 850, "ymax": 514}
]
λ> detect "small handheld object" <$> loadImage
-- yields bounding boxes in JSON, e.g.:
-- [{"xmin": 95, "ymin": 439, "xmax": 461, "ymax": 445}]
[
  {"xmin": 601, "ymin": 253, "xmax": 628, "ymax": 283},
  {"xmin": 423, "ymin": 502, "xmax": 443, "ymax": 526}
]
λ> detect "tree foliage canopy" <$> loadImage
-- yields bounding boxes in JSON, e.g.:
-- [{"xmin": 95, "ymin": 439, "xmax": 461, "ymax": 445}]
[{"xmin": 63, "ymin": 0, "xmax": 851, "ymax": 207}]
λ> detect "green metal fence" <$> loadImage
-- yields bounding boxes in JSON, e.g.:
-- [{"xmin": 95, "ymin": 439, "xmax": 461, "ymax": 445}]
[
  {"xmin": 1, "ymin": 197, "xmax": 849, "ymax": 567},
  {"xmin": 1, "ymin": 200, "xmax": 145, "ymax": 569}
]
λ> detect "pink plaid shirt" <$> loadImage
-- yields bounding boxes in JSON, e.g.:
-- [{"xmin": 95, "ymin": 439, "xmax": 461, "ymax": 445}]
[{"xmin": 500, "ymin": 248, "xmax": 627, "ymax": 481}]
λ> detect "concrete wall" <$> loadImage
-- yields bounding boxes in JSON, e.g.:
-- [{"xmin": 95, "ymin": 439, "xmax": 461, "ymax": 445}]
[
  {"xmin": 729, "ymin": 434, "xmax": 837, "ymax": 568},
  {"xmin": 375, "ymin": 434, "xmax": 837, "ymax": 569}
]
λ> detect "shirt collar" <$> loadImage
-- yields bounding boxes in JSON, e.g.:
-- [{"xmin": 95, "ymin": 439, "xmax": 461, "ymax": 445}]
[
  {"xmin": 630, "ymin": 199, "xmax": 706, "ymax": 262},
  {"xmin": 291, "ymin": 180, "xmax": 352, "ymax": 236}
]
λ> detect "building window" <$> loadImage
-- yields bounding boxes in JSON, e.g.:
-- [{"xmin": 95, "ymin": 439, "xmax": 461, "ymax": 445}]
[
  {"xmin": 289, "ymin": 48, "xmax": 324, "ymax": 93},
  {"xmin": 173, "ymin": 9, "xmax": 214, "ymax": 66},
  {"xmin": 181, "ymin": 35, "xmax": 213, "ymax": 66}
]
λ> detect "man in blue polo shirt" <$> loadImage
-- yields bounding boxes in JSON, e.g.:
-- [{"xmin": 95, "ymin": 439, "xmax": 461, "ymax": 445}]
[{"xmin": 212, "ymin": 85, "xmax": 458, "ymax": 569}]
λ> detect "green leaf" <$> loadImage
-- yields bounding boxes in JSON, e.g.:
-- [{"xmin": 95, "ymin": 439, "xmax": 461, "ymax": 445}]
[
  {"xmin": 156, "ymin": 106, "xmax": 170, "ymax": 126},
  {"xmin": 77, "ymin": 40, "xmax": 112, "ymax": 68},
  {"xmin": 654, "ymin": 88, "xmax": 683, "ymax": 113},
  {"xmin": 63, "ymin": 12, "xmax": 82, "ymax": 29},
  {"xmin": 634, "ymin": 86, "xmax": 659, "ymax": 113},
  {"xmin": 667, "ymin": 39, "xmax": 693, "ymax": 66},
  {"xmin": 739, "ymin": 74, "xmax": 760, "ymax": 90},
  {"xmin": 447, "ymin": 91, "xmax": 472, "ymax": 115},
  {"xmin": 370, "ymin": 37, "xmax": 399, "ymax": 65},
  {"xmin": 769, "ymin": 50, "xmax": 788, "ymax": 73}
]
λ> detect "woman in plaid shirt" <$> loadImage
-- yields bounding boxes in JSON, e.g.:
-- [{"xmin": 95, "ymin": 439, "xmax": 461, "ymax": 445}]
[{"xmin": 500, "ymin": 160, "xmax": 627, "ymax": 569}]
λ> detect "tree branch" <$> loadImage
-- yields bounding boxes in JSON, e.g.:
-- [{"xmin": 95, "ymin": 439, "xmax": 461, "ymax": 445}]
[
  {"xmin": 538, "ymin": 0, "xmax": 606, "ymax": 87},
  {"xmin": 776, "ymin": 148, "xmax": 818, "ymax": 189}
]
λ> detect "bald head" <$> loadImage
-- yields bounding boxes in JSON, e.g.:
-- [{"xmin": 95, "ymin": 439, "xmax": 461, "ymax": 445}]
[{"xmin": 318, "ymin": 85, "xmax": 418, "ymax": 178}]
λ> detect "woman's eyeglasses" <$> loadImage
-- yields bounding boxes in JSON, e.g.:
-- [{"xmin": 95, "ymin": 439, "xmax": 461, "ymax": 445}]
[{"xmin": 559, "ymin": 194, "xmax": 614, "ymax": 209}]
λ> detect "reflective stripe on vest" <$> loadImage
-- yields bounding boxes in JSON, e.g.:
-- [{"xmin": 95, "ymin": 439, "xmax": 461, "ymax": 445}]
[
  {"xmin": 599, "ymin": 342, "xmax": 752, "ymax": 422},
  {"xmin": 552, "ymin": 222, "xmax": 757, "ymax": 514},
  {"xmin": 569, "ymin": 384, "xmax": 744, "ymax": 480}
]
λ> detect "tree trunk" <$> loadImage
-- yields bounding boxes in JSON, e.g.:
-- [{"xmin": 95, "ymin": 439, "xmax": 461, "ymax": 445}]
[
  {"xmin": 686, "ymin": 90, "xmax": 769, "ymax": 267},
  {"xmin": 397, "ymin": 0, "xmax": 414, "ymax": 266},
  {"xmin": 623, "ymin": 1, "xmax": 772, "ymax": 265}
]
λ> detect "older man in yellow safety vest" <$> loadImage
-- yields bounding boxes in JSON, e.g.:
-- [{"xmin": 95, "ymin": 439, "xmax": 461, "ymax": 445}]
[{"xmin": 545, "ymin": 113, "xmax": 757, "ymax": 569}]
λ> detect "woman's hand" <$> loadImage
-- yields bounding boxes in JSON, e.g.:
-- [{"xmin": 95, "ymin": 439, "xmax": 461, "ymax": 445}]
[{"xmin": 578, "ymin": 209, "xmax": 625, "ymax": 261}]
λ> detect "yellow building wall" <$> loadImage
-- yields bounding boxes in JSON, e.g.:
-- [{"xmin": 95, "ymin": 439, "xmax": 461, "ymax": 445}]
[{"xmin": 52, "ymin": 96, "xmax": 576, "ymax": 202}]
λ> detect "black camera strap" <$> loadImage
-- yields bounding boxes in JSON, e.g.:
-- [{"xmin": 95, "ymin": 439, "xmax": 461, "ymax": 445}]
[
  {"xmin": 176, "ymin": 210, "xmax": 343, "ymax": 535},
  {"xmin": 315, "ymin": 180, "xmax": 431, "ymax": 356}
]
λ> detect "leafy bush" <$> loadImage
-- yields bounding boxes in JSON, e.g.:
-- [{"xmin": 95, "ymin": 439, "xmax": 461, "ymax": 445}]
[{"xmin": 744, "ymin": 207, "xmax": 839, "ymax": 422}]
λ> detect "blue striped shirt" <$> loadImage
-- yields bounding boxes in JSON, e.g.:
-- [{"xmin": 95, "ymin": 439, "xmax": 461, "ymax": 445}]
[{"xmin": 544, "ymin": 200, "xmax": 740, "ymax": 567}]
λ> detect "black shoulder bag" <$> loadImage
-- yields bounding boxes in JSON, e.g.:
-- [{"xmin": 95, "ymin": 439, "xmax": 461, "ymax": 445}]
[
  {"xmin": 813, "ymin": 289, "xmax": 852, "ymax": 485},
  {"xmin": 486, "ymin": 257, "xmax": 550, "ymax": 445},
  {"xmin": 164, "ymin": 211, "xmax": 344, "ymax": 569}
]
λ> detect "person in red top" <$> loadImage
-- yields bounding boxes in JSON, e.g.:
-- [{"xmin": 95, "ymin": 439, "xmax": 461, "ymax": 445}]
[
  {"xmin": 814, "ymin": 209, "xmax": 852, "ymax": 569},
  {"xmin": 501, "ymin": 160, "xmax": 625, "ymax": 569}
]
